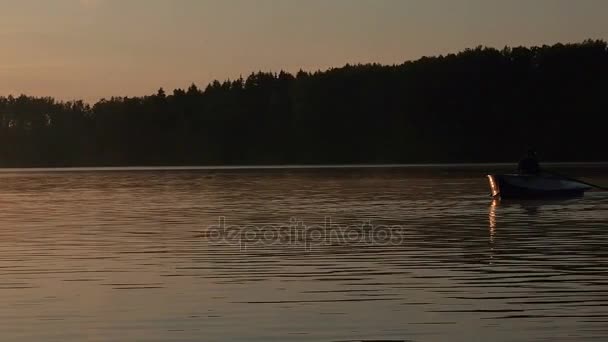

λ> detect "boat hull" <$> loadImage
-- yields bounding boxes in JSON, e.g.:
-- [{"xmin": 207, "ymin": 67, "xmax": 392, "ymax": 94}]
[{"xmin": 487, "ymin": 174, "xmax": 592, "ymax": 199}]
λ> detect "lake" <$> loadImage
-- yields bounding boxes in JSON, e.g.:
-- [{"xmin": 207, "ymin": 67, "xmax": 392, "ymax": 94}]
[{"xmin": 0, "ymin": 166, "xmax": 606, "ymax": 341}]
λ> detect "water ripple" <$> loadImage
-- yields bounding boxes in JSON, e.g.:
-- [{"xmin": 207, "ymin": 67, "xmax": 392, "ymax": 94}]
[{"xmin": 0, "ymin": 167, "xmax": 606, "ymax": 341}]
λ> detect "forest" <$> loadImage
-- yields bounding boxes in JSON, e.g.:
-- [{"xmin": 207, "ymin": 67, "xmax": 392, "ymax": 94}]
[{"xmin": 0, "ymin": 40, "xmax": 606, "ymax": 167}]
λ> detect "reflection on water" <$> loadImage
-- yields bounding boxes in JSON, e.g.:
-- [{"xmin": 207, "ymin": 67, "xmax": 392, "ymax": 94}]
[
  {"xmin": 488, "ymin": 200, "xmax": 498, "ymax": 267},
  {"xmin": 0, "ymin": 168, "xmax": 606, "ymax": 342},
  {"xmin": 489, "ymin": 199, "xmax": 498, "ymax": 240}
]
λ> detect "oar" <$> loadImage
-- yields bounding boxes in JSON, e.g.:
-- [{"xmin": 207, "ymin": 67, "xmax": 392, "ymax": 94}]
[{"xmin": 543, "ymin": 170, "xmax": 608, "ymax": 191}]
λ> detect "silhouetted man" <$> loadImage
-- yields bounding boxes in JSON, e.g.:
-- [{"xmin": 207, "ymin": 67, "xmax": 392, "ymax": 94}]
[{"xmin": 518, "ymin": 150, "xmax": 541, "ymax": 175}]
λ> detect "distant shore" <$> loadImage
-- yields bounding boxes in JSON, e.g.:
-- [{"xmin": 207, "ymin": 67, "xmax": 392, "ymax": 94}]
[
  {"xmin": 1, "ymin": 40, "xmax": 606, "ymax": 167},
  {"xmin": 0, "ymin": 162, "xmax": 607, "ymax": 173}
]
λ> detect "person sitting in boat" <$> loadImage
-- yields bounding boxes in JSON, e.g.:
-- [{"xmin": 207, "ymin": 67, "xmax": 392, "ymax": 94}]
[{"xmin": 518, "ymin": 149, "xmax": 541, "ymax": 175}]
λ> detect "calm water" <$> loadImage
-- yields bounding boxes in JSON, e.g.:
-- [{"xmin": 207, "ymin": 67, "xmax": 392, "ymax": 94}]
[{"xmin": 0, "ymin": 167, "xmax": 606, "ymax": 342}]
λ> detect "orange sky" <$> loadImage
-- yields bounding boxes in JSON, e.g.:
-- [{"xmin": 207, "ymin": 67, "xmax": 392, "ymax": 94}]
[{"xmin": 1, "ymin": 0, "xmax": 607, "ymax": 103}]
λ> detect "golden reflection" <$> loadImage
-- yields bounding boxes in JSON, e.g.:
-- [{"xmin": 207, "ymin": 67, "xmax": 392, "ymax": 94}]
[
  {"xmin": 489, "ymin": 199, "xmax": 499, "ymax": 243},
  {"xmin": 487, "ymin": 199, "xmax": 500, "ymax": 265},
  {"xmin": 488, "ymin": 199, "xmax": 501, "ymax": 266}
]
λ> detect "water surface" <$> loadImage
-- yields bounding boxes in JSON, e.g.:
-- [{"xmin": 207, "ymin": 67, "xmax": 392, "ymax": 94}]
[{"xmin": 0, "ymin": 166, "xmax": 606, "ymax": 341}]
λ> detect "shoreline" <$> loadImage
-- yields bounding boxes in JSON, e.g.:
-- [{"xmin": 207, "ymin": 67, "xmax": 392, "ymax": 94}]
[{"xmin": 0, "ymin": 162, "xmax": 607, "ymax": 173}]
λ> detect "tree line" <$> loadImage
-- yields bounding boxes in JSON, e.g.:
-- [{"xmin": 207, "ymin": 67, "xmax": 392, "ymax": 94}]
[{"xmin": 0, "ymin": 40, "xmax": 606, "ymax": 167}]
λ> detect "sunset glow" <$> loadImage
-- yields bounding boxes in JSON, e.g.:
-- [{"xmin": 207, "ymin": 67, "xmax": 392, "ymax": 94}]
[{"xmin": 1, "ymin": 0, "xmax": 607, "ymax": 102}]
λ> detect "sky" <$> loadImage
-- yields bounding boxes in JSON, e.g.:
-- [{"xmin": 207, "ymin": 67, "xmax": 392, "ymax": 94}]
[{"xmin": 1, "ymin": 0, "xmax": 607, "ymax": 103}]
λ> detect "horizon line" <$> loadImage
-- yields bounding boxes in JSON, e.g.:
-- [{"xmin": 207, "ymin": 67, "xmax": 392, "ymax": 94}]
[{"xmin": 1, "ymin": 162, "xmax": 607, "ymax": 173}]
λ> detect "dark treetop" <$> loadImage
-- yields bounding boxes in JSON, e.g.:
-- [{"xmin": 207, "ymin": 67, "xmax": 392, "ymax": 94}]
[{"xmin": 1, "ymin": 40, "xmax": 606, "ymax": 167}]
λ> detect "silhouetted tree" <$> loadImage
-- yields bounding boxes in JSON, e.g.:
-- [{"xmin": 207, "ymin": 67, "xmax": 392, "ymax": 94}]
[{"xmin": 0, "ymin": 40, "xmax": 606, "ymax": 167}]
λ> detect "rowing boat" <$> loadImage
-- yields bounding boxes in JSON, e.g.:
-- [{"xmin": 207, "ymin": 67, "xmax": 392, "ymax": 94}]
[{"xmin": 487, "ymin": 174, "xmax": 593, "ymax": 199}]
